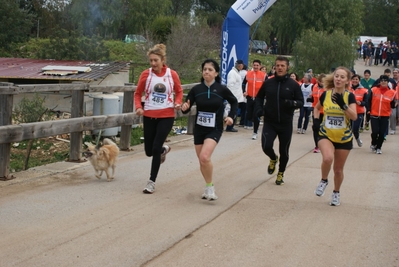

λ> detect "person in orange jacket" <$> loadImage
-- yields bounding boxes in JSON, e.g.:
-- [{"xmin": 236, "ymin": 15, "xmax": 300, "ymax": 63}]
[
  {"xmin": 134, "ymin": 44, "xmax": 183, "ymax": 194},
  {"xmin": 367, "ymin": 75, "xmax": 397, "ymax": 154},
  {"xmin": 243, "ymin": 59, "xmax": 267, "ymax": 140},
  {"xmin": 309, "ymin": 74, "xmax": 326, "ymax": 153},
  {"xmin": 350, "ymin": 74, "xmax": 368, "ymax": 147}
]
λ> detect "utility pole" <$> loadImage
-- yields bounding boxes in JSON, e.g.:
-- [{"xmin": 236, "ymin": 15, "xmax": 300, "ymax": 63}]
[{"xmin": 37, "ymin": 19, "xmax": 39, "ymax": 38}]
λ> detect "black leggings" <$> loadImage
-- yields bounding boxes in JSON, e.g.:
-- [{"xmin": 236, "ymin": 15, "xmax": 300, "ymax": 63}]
[
  {"xmin": 261, "ymin": 121, "xmax": 293, "ymax": 173},
  {"xmin": 246, "ymin": 97, "xmax": 260, "ymax": 134},
  {"xmin": 370, "ymin": 116, "xmax": 389, "ymax": 150},
  {"xmin": 312, "ymin": 113, "xmax": 324, "ymax": 147},
  {"xmin": 143, "ymin": 116, "xmax": 174, "ymax": 182}
]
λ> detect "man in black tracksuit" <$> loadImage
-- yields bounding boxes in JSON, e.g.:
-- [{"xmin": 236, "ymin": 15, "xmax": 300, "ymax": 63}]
[{"xmin": 255, "ymin": 56, "xmax": 304, "ymax": 185}]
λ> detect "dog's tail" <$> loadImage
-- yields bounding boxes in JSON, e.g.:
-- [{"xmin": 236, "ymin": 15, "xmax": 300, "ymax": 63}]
[{"xmin": 103, "ymin": 138, "xmax": 117, "ymax": 147}]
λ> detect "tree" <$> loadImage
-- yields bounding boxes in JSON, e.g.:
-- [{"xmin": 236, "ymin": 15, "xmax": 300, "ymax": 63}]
[
  {"xmin": 268, "ymin": 0, "xmax": 364, "ymax": 54},
  {"xmin": 68, "ymin": 0, "xmax": 124, "ymax": 39},
  {"xmin": 193, "ymin": 0, "xmax": 234, "ymax": 16},
  {"xmin": 170, "ymin": 0, "xmax": 195, "ymax": 17},
  {"xmin": 362, "ymin": 0, "xmax": 399, "ymax": 42},
  {"xmin": 293, "ymin": 29, "xmax": 357, "ymax": 75},
  {"xmin": 151, "ymin": 16, "xmax": 177, "ymax": 43},
  {"xmin": 165, "ymin": 16, "xmax": 220, "ymax": 82},
  {"xmin": 0, "ymin": 1, "xmax": 34, "ymax": 49}
]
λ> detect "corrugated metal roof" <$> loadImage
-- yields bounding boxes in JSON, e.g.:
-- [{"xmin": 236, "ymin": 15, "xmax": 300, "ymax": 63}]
[{"xmin": 0, "ymin": 58, "xmax": 129, "ymax": 82}]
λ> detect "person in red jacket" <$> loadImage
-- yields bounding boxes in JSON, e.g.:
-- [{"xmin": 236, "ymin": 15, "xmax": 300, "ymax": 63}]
[
  {"xmin": 134, "ymin": 44, "xmax": 183, "ymax": 194},
  {"xmin": 243, "ymin": 59, "xmax": 267, "ymax": 140},
  {"xmin": 367, "ymin": 75, "xmax": 397, "ymax": 154},
  {"xmin": 309, "ymin": 74, "xmax": 326, "ymax": 153},
  {"xmin": 350, "ymin": 74, "xmax": 368, "ymax": 147}
]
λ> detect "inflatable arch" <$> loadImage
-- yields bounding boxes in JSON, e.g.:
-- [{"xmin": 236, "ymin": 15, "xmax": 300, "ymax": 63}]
[{"xmin": 220, "ymin": 0, "xmax": 278, "ymax": 84}]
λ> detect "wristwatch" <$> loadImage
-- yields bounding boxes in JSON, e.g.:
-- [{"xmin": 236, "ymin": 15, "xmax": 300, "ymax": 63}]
[{"xmin": 342, "ymin": 104, "xmax": 348, "ymax": 110}]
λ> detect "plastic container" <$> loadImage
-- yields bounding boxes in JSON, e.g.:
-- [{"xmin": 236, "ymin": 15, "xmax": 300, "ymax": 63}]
[{"xmin": 92, "ymin": 94, "xmax": 119, "ymax": 136}]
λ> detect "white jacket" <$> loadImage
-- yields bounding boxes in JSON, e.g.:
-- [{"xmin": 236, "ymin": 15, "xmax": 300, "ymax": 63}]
[{"xmin": 227, "ymin": 67, "xmax": 245, "ymax": 103}]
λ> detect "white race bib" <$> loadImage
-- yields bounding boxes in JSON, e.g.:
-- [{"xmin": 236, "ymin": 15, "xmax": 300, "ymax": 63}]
[
  {"xmin": 325, "ymin": 115, "xmax": 346, "ymax": 129},
  {"xmin": 197, "ymin": 111, "xmax": 216, "ymax": 127},
  {"xmin": 150, "ymin": 92, "xmax": 167, "ymax": 108}
]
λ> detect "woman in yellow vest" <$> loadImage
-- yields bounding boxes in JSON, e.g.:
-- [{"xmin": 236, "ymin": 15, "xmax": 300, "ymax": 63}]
[{"xmin": 312, "ymin": 67, "xmax": 358, "ymax": 206}]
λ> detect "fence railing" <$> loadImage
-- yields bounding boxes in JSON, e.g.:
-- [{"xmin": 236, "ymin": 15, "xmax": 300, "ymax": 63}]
[{"xmin": 0, "ymin": 82, "xmax": 198, "ymax": 179}]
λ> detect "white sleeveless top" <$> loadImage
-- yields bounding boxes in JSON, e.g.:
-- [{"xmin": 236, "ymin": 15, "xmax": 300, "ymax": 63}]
[
  {"xmin": 301, "ymin": 83, "xmax": 313, "ymax": 108},
  {"xmin": 144, "ymin": 68, "xmax": 175, "ymax": 110}
]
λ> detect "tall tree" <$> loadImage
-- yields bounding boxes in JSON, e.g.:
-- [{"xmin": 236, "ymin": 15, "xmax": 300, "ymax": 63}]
[
  {"xmin": 170, "ymin": 0, "xmax": 195, "ymax": 17},
  {"xmin": 68, "ymin": 0, "xmax": 123, "ymax": 39},
  {"xmin": 0, "ymin": 1, "xmax": 34, "ymax": 49},
  {"xmin": 193, "ymin": 0, "xmax": 235, "ymax": 17},
  {"xmin": 268, "ymin": 0, "xmax": 364, "ymax": 54},
  {"xmin": 362, "ymin": 0, "xmax": 399, "ymax": 42}
]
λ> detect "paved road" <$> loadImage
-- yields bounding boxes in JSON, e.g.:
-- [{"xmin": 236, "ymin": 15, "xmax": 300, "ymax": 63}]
[{"xmin": 1, "ymin": 61, "xmax": 398, "ymax": 267}]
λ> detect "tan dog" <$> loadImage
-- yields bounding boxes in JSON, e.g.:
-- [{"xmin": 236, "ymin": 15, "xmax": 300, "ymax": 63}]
[{"xmin": 83, "ymin": 138, "xmax": 120, "ymax": 181}]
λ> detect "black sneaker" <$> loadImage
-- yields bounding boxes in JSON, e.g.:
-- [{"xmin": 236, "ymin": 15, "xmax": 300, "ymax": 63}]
[
  {"xmin": 267, "ymin": 155, "xmax": 278, "ymax": 175},
  {"xmin": 275, "ymin": 172, "xmax": 284, "ymax": 185}
]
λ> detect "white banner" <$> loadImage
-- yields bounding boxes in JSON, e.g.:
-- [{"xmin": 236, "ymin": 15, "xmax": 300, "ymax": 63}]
[
  {"xmin": 359, "ymin": 36, "xmax": 387, "ymax": 45},
  {"xmin": 232, "ymin": 0, "xmax": 278, "ymax": 26}
]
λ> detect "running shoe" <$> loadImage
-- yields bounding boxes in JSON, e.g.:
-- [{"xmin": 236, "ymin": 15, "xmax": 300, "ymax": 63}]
[
  {"xmin": 376, "ymin": 149, "xmax": 382, "ymax": 154},
  {"xmin": 313, "ymin": 147, "xmax": 320, "ymax": 153},
  {"xmin": 201, "ymin": 185, "xmax": 218, "ymax": 200},
  {"xmin": 297, "ymin": 128, "xmax": 301, "ymax": 134},
  {"xmin": 143, "ymin": 180, "xmax": 155, "ymax": 194},
  {"xmin": 160, "ymin": 145, "xmax": 171, "ymax": 164},
  {"xmin": 315, "ymin": 179, "xmax": 328, "ymax": 196},
  {"xmin": 370, "ymin": 145, "xmax": 376, "ymax": 153},
  {"xmin": 301, "ymin": 129, "xmax": 306, "ymax": 134},
  {"xmin": 330, "ymin": 192, "xmax": 340, "ymax": 206},
  {"xmin": 275, "ymin": 172, "xmax": 284, "ymax": 185},
  {"xmin": 365, "ymin": 123, "xmax": 370, "ymax": 131},
  {"xmin": 356, "ymin": 138, "xmax": 363, "ymax": 147},
  {"xmin": 390, "ymin": 130, "xmax": 395, "ymax": 135},
  {"xmin": 267, "ymin": 155, "xmax": 278, "ymax": 175},
  {"xmin": 252, "ymin": 133, "xmax": 257, "ymax": 140},
  {"xmin": 359, "ymin": 128, "xmax": 363, "ymax": 133}
]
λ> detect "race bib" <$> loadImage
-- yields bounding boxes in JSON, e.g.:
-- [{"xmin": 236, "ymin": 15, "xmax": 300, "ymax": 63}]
[
  {"xmin": 150, "ymin": 92, "xmax": 167, "ymax": 107},
  {"xmin": 197, "ymin": 111, "xmax": 216, "ymax": 127},
  {"xmin": 325, "ymin": 115, "xmax": 346, "ymax": 129}
]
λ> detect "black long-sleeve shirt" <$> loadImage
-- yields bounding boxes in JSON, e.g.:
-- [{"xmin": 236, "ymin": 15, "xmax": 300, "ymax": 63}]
[
  {"xmin": 183, "ymin": 81, "xmax": 238, "ymax": 132},
  {"xmin": 255, "ymin": 74, "xmax": 303, "ymax": 124}
]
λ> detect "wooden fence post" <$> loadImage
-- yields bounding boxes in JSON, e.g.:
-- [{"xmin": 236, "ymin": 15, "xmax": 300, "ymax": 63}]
[
  {"xmin": 0, "ymin": 87, "xmax": 14, "ymax": 179},
  {"xmin": 119, "ymin": 83, "xmax": 134, "ymax": 150},
  {"xmin": 69, "ymin": 85, "xmax": 85, "ymax": 162}
]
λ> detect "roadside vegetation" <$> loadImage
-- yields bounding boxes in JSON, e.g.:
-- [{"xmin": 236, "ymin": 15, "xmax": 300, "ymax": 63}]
[{"xmin": 3, "ymin": 0, "xmax": 398, "ymax": 171}]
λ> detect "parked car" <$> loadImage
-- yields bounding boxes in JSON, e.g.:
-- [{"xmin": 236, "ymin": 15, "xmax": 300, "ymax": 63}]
[
  {"xmin": 249, "ymin": 40, "xmax": 269, "ymax": 54},
  {"xmin": 124, "ymin": 34, "xmax": 147, "ymax": 44}
]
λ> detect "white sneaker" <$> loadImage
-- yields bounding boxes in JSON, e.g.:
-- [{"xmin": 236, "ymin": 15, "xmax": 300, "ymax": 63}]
[
  {"xmin": 297, "ymin": 128, "xmax": 301, "ymax": 134},
  {"xmin": 143, "ymin": 180, "xmax": 155, "ymax": 194},
  {"xmin": 160, "ymin": 145, "xmax": 171, "ymax": 164},
  {"xmin": 330, "ymin": 192, "xmax": 340, "ymax": 206},
  {"xmin": 202, "ymin": 185, "xmax": 218, "ymax": 200},
  {"xmin": 370, "ymin": 145, "xmax": 376, "ymax": 152},
  {"xmin": 390, "ymin": 130, "xmax": 395, "ymax": 135},
  {"xmin": 252, "ymin": 133, "xmax": 257, "ymax": 140},
  {"xmin": 356, "ymin": 138, "xmax": 363, "ymax": 147},
  {"xmin": 301, "ymin": 129, "xmax": 306, "ymax": 134},
  {"xmin": 376, "ymin": 149, "xmax": 382, "ymax": 154},
  {"xmin": 315, "ymin": 179, "xmax": 328, "ymax": 196}
]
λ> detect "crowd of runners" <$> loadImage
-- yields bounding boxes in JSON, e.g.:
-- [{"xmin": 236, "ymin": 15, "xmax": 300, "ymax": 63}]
[{"xmin": 134, "ymin": 43, "xmax": 398, "ymax": 207}]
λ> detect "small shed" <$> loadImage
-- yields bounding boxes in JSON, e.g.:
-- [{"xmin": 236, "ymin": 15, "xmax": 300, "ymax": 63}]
[{"xmin": 0, "ymin": 58, "xmax": 130, "ymax": 114}]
